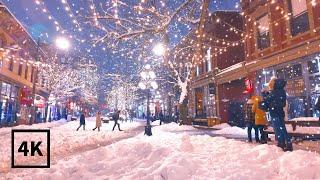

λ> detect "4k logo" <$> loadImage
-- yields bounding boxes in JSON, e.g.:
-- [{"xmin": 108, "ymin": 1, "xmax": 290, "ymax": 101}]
[
  {"xmin": 18, "ymin": 141, "xmax": 43, "ymax": 156},
  {"xmin": 11, "ymin": 129, "xmax": 50, "ymax": 168}
]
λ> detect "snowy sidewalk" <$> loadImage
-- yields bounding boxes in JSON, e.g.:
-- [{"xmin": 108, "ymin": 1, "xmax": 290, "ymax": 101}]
[
  {"xmin": 3, "ymin": 123, "xmax": 320, "ymax": 179},
  {"xmin": 0, "ymin": 118, "xmax": 144, "ymax": 174}
]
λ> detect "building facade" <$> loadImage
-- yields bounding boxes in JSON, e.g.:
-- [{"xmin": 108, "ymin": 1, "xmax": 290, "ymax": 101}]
[
  {"xmin": 0, "ymin": 3, "xmax": 47, "ymax": 126},
  {"xmin": 240, "ymin": 0, "xmax": 320, "ymax": 119},
  {"xmin": 190, "ymin": 11, "xmax": 246, "ymax": 125}
]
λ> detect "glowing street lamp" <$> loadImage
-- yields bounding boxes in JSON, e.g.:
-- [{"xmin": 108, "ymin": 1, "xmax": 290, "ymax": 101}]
[
  {"xmin": 152, "ymin": 43, "xmax": 165, "ymax": 56},
  {"xmin": 139, "ymin": 65, "xmax": 158, "ymax": 136},
  {"xmin": 55, "ymin": 37, "xmax": 70, "ymax": 50}
]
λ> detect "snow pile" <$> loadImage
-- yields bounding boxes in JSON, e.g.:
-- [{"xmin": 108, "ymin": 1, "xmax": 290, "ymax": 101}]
[
  {"xmin": 3, "ymin": 123, "xmax": 320, "ymax": 179},
  {"xmin": 0, "ymin": 118, "xmax": 142, "ymax": 174},
  {"xmin": 214, "ymin": 126, "xmax": 248, "ymax": 137},
  {"xmin": 291, "ymin": 117, "xmax": 319, "ymax": 122},
  {"xmin": 211, "ymin": 123, "xmax": 231, "ymax": 129}
]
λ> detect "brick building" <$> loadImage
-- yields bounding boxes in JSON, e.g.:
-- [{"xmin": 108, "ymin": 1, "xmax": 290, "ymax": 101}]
[
  {"xmin": 239, "ymin": 0, "xmax": 320, "ymax": 119},
  {"xmin": 0, "ymin": 3, "xmax": 47, "ymax": 126},
  {"xmin": 189, "ymin": 11, "xmax": 246, "ymax": 126}
]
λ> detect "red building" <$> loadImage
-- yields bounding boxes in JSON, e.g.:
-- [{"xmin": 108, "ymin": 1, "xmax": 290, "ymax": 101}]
[
  {"xmin": 190, "ymin": 11, "xmax": 246, "ymax": 126},
  {"xmin": 239, "ymin": 0, "xmax": 320, "ymax": 119}
]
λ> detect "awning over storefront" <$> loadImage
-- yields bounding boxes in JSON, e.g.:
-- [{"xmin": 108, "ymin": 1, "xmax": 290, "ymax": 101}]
[{"xmin": 215, "ymin": 62, "xmax": 248, "ymax": 84}]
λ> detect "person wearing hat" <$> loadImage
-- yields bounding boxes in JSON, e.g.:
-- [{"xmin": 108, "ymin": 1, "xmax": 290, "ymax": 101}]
[
  {"xmin": 252, "ymin": 95, "xmax": 268, "ymax": 143},
  {"xmin": 244, "ymin": 97, "xmax": 258, "ymax": 142}
]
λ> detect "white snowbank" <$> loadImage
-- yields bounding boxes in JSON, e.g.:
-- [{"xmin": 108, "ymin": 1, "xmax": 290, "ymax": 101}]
[
  {"xmin": 291, "ymin": 117, "xmax": 319, "ymax": 122},
  {"xmin": 0, "ymin": 118, "xmax": 141, "ymax": 173},
  {"xmin": 211, "ymin": 123, "xmax": 231, "ymax": 129},
  {"xmin": 3, "ymin": 123, "xmax": 320, "ymax": 179}
]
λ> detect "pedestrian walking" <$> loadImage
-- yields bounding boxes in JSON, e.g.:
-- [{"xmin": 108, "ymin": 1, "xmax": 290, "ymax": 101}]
[
  {"xmin": 260, "ymin": 78, "xmax": 293, "ymax": 151},
  {"xmin": 244, "ymin": 97, "xmax": 258, "ymax": 142},
  {"xmin": 112, "ymin": 110, "xmax": 123, "ymax": 131},
  {"xmin": 142, "ymin": 112, "xmax": 146, "ymax": 119},
  {"xmin": 93, "ymin": 111, "xmax": 102, "ymax": 131},
  {"xmin": 76, "ymin": 112, "xmax": 86, "ymax": 131},
  {"xmin": 252, "ymin": 95, "xmax": 268, "ymax": 143},
  {"xmin": 159, "ymin": 111, "xmax": 164, "ymax": 125}
]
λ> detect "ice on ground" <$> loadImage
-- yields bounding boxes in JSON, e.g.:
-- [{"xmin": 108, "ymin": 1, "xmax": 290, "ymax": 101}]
[{"xmin": 3, "ymin": 122, "xmax": 320, "ymax": 179}]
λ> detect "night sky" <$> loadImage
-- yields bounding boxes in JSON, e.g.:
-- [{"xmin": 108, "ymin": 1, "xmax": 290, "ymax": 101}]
[{"xmin": 2, "ymin": 0, "xmax": 239, "ymax": 95}]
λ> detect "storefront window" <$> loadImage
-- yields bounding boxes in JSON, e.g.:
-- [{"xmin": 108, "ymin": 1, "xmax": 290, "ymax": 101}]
[
  {"xmin": 2, "ymin": 82, "xmax": 11, "ymax": 98},
  {"xmin": 307, "ymin": 57, "xmax": 320, "ymax": 74},
  {"xmin": 276, "ymin": 64, "xmax": 302, "ymax": 79},
  {"xmin": 287, "ymin": 64, "xmax": 303, "ymax": 79},
  {"xmin": 0, "ymin": 82, "xmax": 18, "ymax": 126},
  {"xmin": 195, "ymin": 87, "xmax": 205, "ymax": 118},
  {"xmin": 309, "ymin": 75, "xmax": 320, "ymax": 93}
]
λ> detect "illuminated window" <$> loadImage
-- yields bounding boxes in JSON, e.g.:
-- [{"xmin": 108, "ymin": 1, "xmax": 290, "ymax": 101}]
[
  {"xmin": 288, "ymin": 0, "xmax": 309, "ymax": 36},
  {"xmin": 206, "ymin": 48, "xmax": 212, "ymax": 72},
  {"xmin": 256, "ymin": 14, "xmax": 270, "ymax": 50}
]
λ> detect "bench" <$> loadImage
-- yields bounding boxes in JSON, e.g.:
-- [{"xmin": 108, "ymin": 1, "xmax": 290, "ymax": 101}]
[
  {"xmin": 192, "ymin": 117, "xmax": 221, "ymax": 127},
  {"xmin": 192, "ymin": 119, "xmax": 207, "ymax": 126}
]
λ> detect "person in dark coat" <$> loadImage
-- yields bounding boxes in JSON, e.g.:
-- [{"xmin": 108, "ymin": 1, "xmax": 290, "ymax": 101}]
[
  {"xmin": 76, "ymin": 113, "xmax": 86, "ymax": 131},
  {"xmin": 316, "ymin": 96, "xmax": 320, "ymax": 121},
  {"xmin": 112, "ymin": 110, "xmax": 123, "ymax": 131},
  {"xmin": 260, "ymin": 78, "xmax": 293, "ymax": 151},
  {"xmin": 244, "ymin": 98, "xmax": 258, "ymax": 142},
  {"xmin": 159, "ymin": 111, "xmax": 164, "ymax": 125}
]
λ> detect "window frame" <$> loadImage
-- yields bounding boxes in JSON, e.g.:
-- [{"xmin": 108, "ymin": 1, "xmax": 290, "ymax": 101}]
[
  {"xmin": 256, "ymin": 13, "xmax": 271, "ymax": 50},
  {"xmin": 287, "ymin": 0, "xmax": 310, "ymax": 36}
]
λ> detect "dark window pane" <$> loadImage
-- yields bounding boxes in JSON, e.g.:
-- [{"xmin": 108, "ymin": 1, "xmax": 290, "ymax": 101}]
[
  {"xmin": 25, "ymin": 65, "xmax": 28, "ymax": 79},
  {"xmin": 18, "ymin": 64, "xmax": 22, "ymax": 76},
  {"xmin": 288, "ymin": 0, "xmax": 309, "ymax": 36},
  {"xmin": 276, "ymin": 68, "xmax": 286, "ymax": 79},
  {"xmin": 307, "ymin": 59, "xmax": 319, "ymax": 74},
  {"xmin": 256, "ymin": 14, "xmax": 270, "ymax": 50},
  {"xmin": 258, "ymin": 32, "xmax": 270, "ymax": 50}
]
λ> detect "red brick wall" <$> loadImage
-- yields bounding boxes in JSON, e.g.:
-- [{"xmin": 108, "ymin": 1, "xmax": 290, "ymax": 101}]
[
  {"xmin": 243, "ymin": 0, "xmax": 320, "ymax": 62},
  {"xmin": 218, "ymin": 79, "xmax": 246, "ymax": 123}
]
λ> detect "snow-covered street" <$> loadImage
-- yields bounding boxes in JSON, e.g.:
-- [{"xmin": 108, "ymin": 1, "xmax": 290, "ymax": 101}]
[
  {"xmin": 0, "ymin": 118, "xmax": 144, "ymax": 175},
  {"xmin": 1, "ymin": 120, "xmax": 320, "ymax": 179}
]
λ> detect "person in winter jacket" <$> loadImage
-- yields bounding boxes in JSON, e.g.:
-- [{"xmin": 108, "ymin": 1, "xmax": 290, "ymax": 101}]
[
  {"xmin": 244, "ymin": 97, "xmax": 258, "ymax": 142},
  {"xmin": 76, "ymin": 113, "xmax": 86, "ymax": 131},
  {"xmin": 260, "ymin": 78, "xmax": 293, "ymax": 151},
  {"xmin": 159, "ymin": 111, "xmax": 164, "ymax": 125},
  {"xmin": 252, "ymin": 95, "xmax": 268, "ymax": 143},
  {"xmin": 316, "ymin": 96, "xmax": 320, "ymax": 121},
  {"xmin": 93, "ymin": 111, "xmax": 102, "ymax": 131},
  {"xmin": 112, "ymin": 110, "xmax": 123, "ymax": 131}
]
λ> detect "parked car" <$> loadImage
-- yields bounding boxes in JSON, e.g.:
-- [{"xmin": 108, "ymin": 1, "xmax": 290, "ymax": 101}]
[{"xmin": 102, "ymin": 112, "xmax": 115, "ymax": 123}]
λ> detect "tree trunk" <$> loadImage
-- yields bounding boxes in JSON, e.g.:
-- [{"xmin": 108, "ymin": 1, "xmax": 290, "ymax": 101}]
[{"xmin": 179, "ymin": 95, "xmax": 191, "ymax": 125}]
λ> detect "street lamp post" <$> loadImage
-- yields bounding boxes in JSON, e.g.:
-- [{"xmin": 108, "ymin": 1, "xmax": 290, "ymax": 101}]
[{"xmin": 138, "ymin": 64, "xmax": 158, "ymax": 136}]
